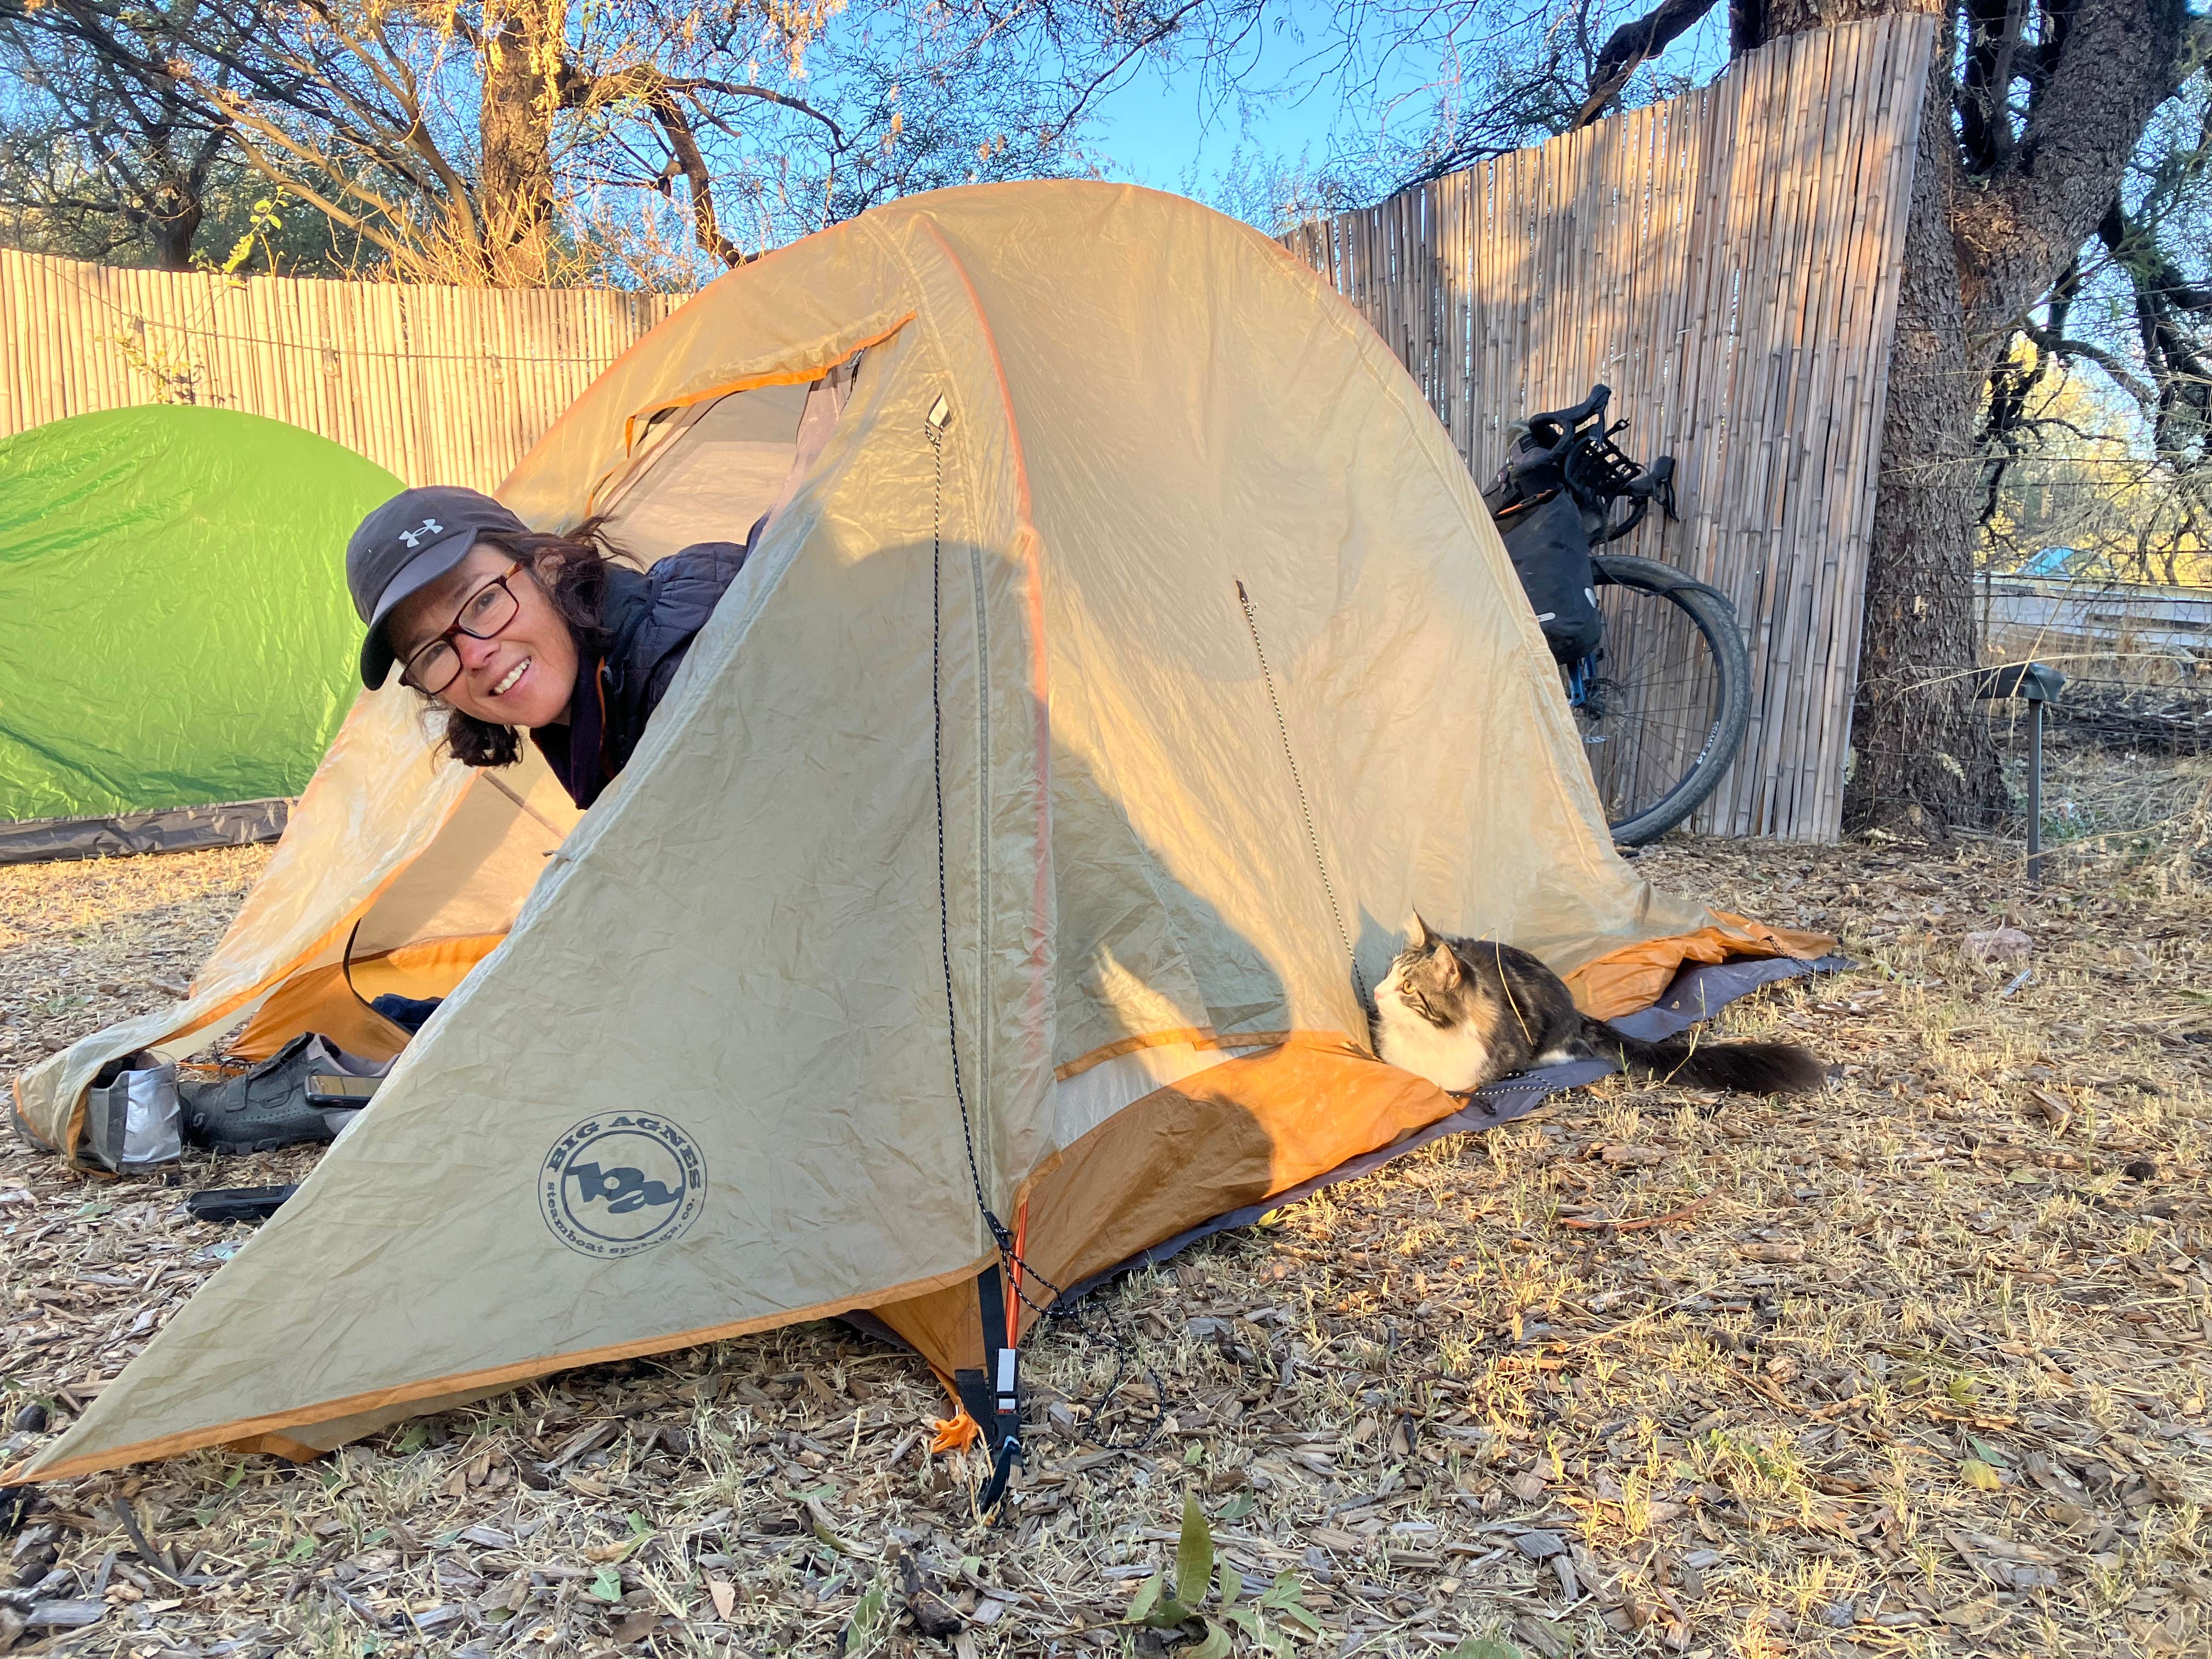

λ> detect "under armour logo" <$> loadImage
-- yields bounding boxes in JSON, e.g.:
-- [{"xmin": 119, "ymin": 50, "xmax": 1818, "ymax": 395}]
[{"xmin": 396, "ymin": 516, "xmax": 445, "ymax": 550}]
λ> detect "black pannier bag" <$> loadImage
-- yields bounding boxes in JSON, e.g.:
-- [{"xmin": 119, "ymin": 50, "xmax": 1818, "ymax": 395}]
[
  {"xmin": 1482, "ymin": 437, "xmax": 1601, "ymax": 664},
  {"xmin": 1495, "ymin": 493, "xmax": 1602, "ymax": 663}
]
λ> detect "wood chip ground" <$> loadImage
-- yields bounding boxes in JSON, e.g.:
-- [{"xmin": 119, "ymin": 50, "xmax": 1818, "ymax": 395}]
[{"xmin": 2, "ymin": 740, "xmax": 2207, "ymax": 1657}]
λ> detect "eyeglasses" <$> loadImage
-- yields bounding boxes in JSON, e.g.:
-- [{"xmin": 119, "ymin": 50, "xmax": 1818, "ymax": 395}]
[{"xmin": 399, "ymin": 562, "xmax": 526, "ymax": 696}]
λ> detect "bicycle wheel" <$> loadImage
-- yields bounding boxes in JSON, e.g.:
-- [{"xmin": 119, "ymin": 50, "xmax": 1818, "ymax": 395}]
[{"xmin": 1575, "ymin": 554, "xmax": 1752, "ymax": 844}]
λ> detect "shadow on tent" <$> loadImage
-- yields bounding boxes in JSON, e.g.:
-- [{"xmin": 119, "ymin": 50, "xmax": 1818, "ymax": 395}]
[{"xmin": 850, "ymin": 732, "xmax": 1844, "ymax": 1383}]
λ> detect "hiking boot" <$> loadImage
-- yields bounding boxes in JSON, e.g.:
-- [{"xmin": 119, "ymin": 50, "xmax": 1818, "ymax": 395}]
[{"xmin": 179, "ymin": 1034, "xmax": 388, "ymax": 1154}]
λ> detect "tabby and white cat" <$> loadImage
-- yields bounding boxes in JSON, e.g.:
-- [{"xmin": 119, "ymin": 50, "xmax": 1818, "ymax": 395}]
[{"xmin": 1374, "ymin": 916, "xmax": 1824, "ymax": 1096}]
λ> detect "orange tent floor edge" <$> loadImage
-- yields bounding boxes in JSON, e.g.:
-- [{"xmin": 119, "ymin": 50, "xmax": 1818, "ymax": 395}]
[
  {"xmin": 10, "ymin": 1253, "xmax": 996, "ymax": 1485},
  {"xmin": 1567, "ymin": 917, "xmax": 1836, "ymax": 1020},
  {"xmin": 1038, "ymin": 942, "xmax": 1844, "ymax": 1311}
]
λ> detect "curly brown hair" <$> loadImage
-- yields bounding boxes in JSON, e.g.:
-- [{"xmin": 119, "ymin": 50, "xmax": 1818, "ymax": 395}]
[{"xmin": 422, "ymin": 520, "xmax": 634, "ymax": 768}]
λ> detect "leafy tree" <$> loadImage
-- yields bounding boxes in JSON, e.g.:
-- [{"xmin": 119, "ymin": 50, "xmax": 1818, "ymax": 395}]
[
  {"xmin": 0, "ymin": 0, "xmax": 236, "ymax": 268},
  {"xmin": 1982, "ymin": 78, "xmax": 2210, "ymax": 586}
]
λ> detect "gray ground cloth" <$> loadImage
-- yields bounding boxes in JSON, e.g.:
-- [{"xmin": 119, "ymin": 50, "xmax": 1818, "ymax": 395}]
[
  {"xmin": 1603, "ymin": 952, "xmax": 1852, "ymax": 1041},
  {"xmin": 0, "ymin": 799, "xmax": 291, "ymax": 866}
]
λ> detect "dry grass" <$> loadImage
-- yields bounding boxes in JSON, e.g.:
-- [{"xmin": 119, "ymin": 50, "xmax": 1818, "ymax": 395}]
[
  {"xmin": 0, "ymin": 846, "xmax": 272, "ymax": 1073},
  {"xmin": 2013, "ymin": 746, "xmax": 2212, "ymax": 889},
  {"xmin": 2, "ymin": 748, "xmax": 2209, "ymax": 1659}
]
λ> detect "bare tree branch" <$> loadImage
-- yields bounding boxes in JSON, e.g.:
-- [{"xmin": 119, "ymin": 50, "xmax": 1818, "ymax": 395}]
[{"xmin": 1571, "ymin": 0, "xmax": 1720, "ymax": 128}]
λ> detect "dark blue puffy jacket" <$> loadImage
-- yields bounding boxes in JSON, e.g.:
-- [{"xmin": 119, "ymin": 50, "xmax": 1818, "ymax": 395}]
[{"xmin": 531, "ymin": 541, "xmax": 748, "ymax": 809}]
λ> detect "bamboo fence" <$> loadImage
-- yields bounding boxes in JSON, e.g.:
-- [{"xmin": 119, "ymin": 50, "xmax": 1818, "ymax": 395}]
[
  {"xmin": 0, "ymin": 250, "xmax": 681, "ymax": 492},
  {"xmin": 1282, "ymin": 16, "xmax": 1938, "ymax": 841},
  {"xmin": 5, "ymin": 21, "xmax": 1929, "ymax": 838}
]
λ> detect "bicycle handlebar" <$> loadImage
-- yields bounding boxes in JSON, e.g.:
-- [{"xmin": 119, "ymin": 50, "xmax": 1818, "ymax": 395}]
[
  {"xmin": 1518, "ymin": 383, "xmax": 1613, "ymax": 469},
  {"xmin": 1527, "ymin": 383, "xmax": 1611, "ymax": 440},
  {"xmin": 1623, "ymin": 454, "xmax": 1675, "ymax": 499},
  {"xmin": 1592, "ymin": 453, "xmax": 1677, "ymax": 544},
  {"xmin": 1500, "ymin": 389, "xmax": 1675, "ymax": 543}
]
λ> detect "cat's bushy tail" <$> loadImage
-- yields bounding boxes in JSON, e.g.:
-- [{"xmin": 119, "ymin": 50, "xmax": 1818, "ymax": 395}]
[{"xmin": 1582, "ymin": 1020, "xmax": 1826, "ymax": 1095}]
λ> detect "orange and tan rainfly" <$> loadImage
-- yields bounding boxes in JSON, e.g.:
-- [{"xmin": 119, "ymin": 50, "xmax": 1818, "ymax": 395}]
[{"xmin": 8, "ymin": 182, "xmax": 1824, "ymax": 1481}]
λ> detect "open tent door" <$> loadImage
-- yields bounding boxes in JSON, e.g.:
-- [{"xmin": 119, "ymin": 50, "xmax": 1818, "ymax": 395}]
[
  {"xmin": 231, "ymin": 751, "xmax": 580, "ymax": 1061},
  {"xmin": 591, "ymin": 352, "xmax": 871, "ymax": 560}
]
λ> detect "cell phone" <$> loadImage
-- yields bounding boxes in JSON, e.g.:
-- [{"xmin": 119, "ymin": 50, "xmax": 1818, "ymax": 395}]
[
  {"xmin": 186, "ymin": 1184, "xmax": 298, "ymax": 1224},
  {"xmin": 306, "ymin": 1073, "xmax": 381, "ymax": 1105}
]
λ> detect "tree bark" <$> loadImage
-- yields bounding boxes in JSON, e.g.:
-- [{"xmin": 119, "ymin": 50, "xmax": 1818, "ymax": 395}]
[
  {"xmin": 1750, "ymin": 0, "xmax": 2197, "ymax": 833},
  {"xmin": 476, "ymin": 0, "xmax": 563, "ymax": 285},
  {"xmin": 1844, "ymin": 79, "xmax": 2008, "ymax": 832},
  {"xmin": 145, "ymin": 189, "xmax": 202, "ymax": 269},
  {"xmin": 143, "ymin": 128, "xmax": 224, "ymax": 271}
]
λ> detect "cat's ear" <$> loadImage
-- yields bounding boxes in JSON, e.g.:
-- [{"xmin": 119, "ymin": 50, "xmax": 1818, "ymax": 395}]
[
  {"xmin": 1429, "ymin": 940, "xmax": 1462, "ymax": 985},
  {"xmin": 1408, "ymin": 912, "xmax": 1435, "ymax": 951}
]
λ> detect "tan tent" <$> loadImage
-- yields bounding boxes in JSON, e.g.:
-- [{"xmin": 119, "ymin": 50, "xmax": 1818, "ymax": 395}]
[{"xmin": 8, "ymin": 181, "xmax": 1821, "ymax": 1482}]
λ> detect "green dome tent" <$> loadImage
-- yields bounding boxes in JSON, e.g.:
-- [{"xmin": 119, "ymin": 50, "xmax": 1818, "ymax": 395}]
[{"xmin": 0, "ymin": 408, "xmax": 399, "ymax": 861}]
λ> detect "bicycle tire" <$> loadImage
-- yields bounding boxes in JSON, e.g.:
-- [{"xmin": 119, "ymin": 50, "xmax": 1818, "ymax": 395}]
[{"xmin": 1576, "ymin": 554, "xmax": 1752, "ymax": 844}]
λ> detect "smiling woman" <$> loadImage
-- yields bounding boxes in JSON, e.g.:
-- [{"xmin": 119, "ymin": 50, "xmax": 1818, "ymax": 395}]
[{"xmin": 346, "ymin": 487, "xmax": 750, "ymax": 810}]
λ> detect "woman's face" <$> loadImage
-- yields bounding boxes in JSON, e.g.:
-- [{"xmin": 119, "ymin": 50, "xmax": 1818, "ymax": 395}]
[{"xmin": 386, "ymin": 541, "xmax": 580, "ymax": 730}]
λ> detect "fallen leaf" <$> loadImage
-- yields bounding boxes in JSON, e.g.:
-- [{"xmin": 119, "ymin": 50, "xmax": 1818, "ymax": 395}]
[
  {"xmin": 708, "ymin": 1578, "xmax": 736, "ymax": 1620},
  {"xmin": 1739, "ymin": 1243, "xmax": 1805, "ymax": 1264},
  {"xmin": 2027, "ymin": 1087, "xmax": 2073, "ymax": 1133},
  {"xmin": 1960, "ymin": 1458, "xmax": 2004, "ymax": 1492},
  {"xmin": 1559, "ymin": 1194, "xmax": 1713, "ymax": 1232},
  {"xmin": 611, "ymin": 1608, "xmax": 658, "ymax": 1644}
]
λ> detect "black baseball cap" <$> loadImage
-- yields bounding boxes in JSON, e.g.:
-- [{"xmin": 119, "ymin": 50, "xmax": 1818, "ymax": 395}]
[{"xmin": 347, "ymin": 486, "xmax": 532, "ymax": 687}]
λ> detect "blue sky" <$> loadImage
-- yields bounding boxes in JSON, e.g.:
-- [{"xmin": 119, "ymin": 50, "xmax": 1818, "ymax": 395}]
[
  {"xmin": 1071, "ymin": 2, "xmax": 1433, "ymax": 192},
  {"xmin": 1070, "ymin": 1, "xmax": 1739, "ymax": 205}
]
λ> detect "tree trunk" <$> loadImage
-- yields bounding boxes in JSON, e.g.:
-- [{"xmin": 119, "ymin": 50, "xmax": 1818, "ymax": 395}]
[
  {"xmin": 476, "ymin": 0, "xmax": 562, "ymax": 285},
  {"xmin": 1841, "ymin": 78, "xmax": 2009, "ymax": 832},
  {"xmin": 145, "ymin": 187, "xmax": 202, "ymax": 270},
  {"xmin": 1751, "ymin": 0, "xmax": 2196, "ymax": 834},
  {"xmin": 144, "ymin": 131, "xmax": 220, "ymax": 272}
]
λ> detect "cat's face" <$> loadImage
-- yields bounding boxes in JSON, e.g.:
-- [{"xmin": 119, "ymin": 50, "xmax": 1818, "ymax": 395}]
[{"xmin": 1378, "ymin": 915, "xmax": 1480, "ymax": 1030}]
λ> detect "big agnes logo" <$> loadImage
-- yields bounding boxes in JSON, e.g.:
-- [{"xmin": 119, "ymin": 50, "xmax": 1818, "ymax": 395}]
[{"xmin": 539, "ymin": 1113, "xmax": 707, "ymax": 1259}]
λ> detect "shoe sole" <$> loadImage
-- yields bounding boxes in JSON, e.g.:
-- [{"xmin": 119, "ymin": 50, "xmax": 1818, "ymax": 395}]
[{"xmin": 185, "ymin": 1107, "xmax": 359, "ymax": 1156}]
